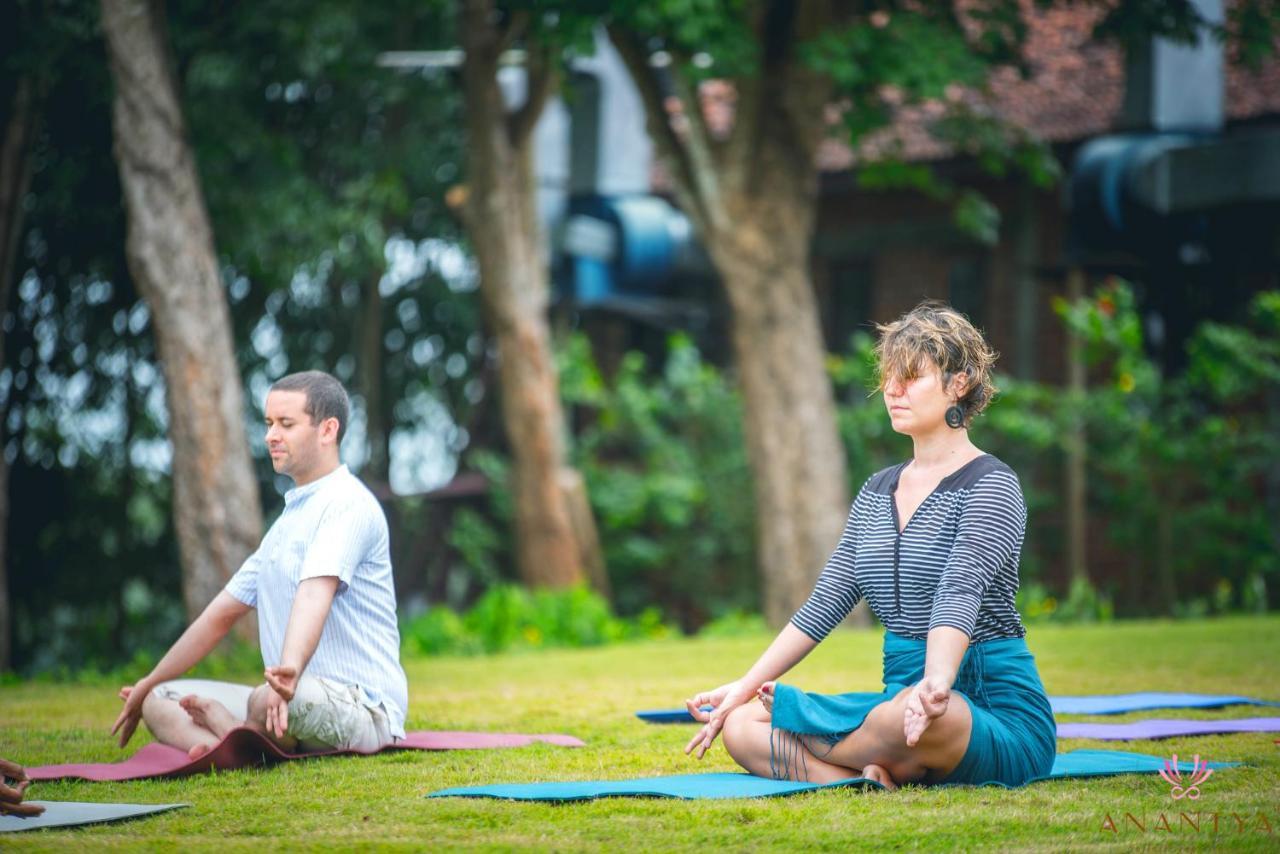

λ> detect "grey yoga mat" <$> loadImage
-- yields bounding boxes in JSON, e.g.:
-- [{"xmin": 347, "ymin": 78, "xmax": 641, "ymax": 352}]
[{"xmin": 0, "ymin": 801, "xmax": 188, "ymax": 833}]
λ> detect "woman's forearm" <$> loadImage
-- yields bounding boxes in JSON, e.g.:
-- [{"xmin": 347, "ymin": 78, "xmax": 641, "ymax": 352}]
[
  {"xmin": 923, "ymin": 626, "xmax": 971, "ymax": 687},
  {"xmin": 738, "ymin": 623, "xmax": 819, "ymax": 691}
]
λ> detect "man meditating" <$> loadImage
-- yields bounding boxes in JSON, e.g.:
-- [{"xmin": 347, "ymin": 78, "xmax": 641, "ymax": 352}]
[{"xmin": 112, "ymin": 371, "xmax": 408, "ymax": 758}]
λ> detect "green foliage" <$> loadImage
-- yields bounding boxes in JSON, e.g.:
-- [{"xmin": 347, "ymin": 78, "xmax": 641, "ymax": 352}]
[
  {"xmin": 802, "ymin": 15, "xmax": 987, "ymax": 104},
  {"xmin": 695, "ymin": 609, "xmax": 769, "ymax": 638},
  {"xmin": 400, "ymin": 604, "xmax": 482, "ymax": 657},
  {"xmin": 448, "ymin": 334, "xmax": 754, "ymax": 632},
  {"xmin": 826, "ymin": 285, "xmax": 1279, "ymax": 620},
  {"xmin": 2, "ymin": 0, "xmax": 481, "ymax": 674},
  {"xmin": 1230, "ymin": 0, "xmax": 1280, "ymax": 68},
  {"xmin": 444, "ymin": 506, "xmax": 506, "ymax": 590},
  {"xmin": 560, "ymin": 333, "xmax": 757, "ymax": 630},
  {"xmin": 1185, "ymin": 291, "xmax": 1280, "ymax": 398},
  {"xmin": 1017, "ymin": 579, "xmax": 1115, "ymax": 625},
  {"xmin": 1054, "ymin": 282, "xmax": 1280, "ymax": 616},
  {"xmin": 400, "ymin": 584, "xmax": 669, "ymax": 656},
  {"xmin": 618, "ymin": 0, "xmax": 759, "ymax": 80}
]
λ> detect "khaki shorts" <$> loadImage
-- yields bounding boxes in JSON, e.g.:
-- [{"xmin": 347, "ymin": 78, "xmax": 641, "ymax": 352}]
[{"xmin": 153, "ymin": 676, "xmax": 395, "ymax": 753}]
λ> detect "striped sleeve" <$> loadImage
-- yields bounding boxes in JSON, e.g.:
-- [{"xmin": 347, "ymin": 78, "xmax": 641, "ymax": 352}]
[
  {"xmin": 929, "ymin": 470, "xmax": 1026, "ymax": 637},
  {"xmin": 790, "ymin": 496, "xmax": 864, "ymax": 643},
  {"xmin": 298, "ymin": 494, "xmax": 384, "ymax": 594}
]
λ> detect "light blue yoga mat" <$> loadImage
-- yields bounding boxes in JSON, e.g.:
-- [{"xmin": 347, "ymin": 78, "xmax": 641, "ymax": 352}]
[
  {"xmin": 0, "ymin": 801, "xmax": 188, "ymax": 833},
  {"xmin": 428, "ymin": 750, "xmax": 1237, "ymax": 801},
  {"xmin": 637, "ymin": 693, "xmax": 1280, "ymax": 723},
  {"xmin": 1049, "ymin": 693, "xmax": 1280, "ymax": 715}
]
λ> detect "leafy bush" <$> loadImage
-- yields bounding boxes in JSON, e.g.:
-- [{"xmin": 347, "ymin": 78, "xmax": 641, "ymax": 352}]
[
  {"xmin": 1017, "ymin": 579, "xmax": 1114, "ymax": 624},
  {"xmin": 827, "ymin": 285, "xmax": 1278, "ymax": 619},
  {"xmin": 559, "ymin": 333, "xmax": 758, "ymax": 631},
  {"xmin": 696, "ymin": 610, "xmax": 770, "ymax": 637},
  {"xmin": 400, "ymin": 584, "xmax": 669, "ymax": 657},
  {"xmin": 438, "ymin": 288, "xmax": 1277, "ymax": 633},
  {"xmin": 1057, "ymin": 283, "xmax": 1279, "ymax": 615}
]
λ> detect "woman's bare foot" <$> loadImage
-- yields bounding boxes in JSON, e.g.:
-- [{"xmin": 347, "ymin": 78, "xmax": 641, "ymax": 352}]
[
  {"xmin": 187, "ymin": 742, "xmax": 212, "ymax": 761},
  {"xmin": 178, "ymin": 695, "xmax": 239, "ymax": 741},
  {"xmin": 757, "ymin": 682, "xmax": 775, "ymax": 713},
  {"xmin": 861, "ymin": 763, "xmax": 898, "ymax": 791}
]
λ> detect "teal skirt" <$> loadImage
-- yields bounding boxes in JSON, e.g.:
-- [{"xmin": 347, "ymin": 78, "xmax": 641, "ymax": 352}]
[{"xmin": 770, "ymin": 631, "xmax": 1056, "ymax": 786}]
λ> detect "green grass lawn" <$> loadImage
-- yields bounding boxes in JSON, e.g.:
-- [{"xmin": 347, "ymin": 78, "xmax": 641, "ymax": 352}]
[{"xmin": 3, "ymin": 616, "xmax": 1279, "ymax": 851}]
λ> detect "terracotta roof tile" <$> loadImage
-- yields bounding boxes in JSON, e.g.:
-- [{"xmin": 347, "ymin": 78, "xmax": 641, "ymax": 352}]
[
  {"xmin": 653, "ymin": 2, "xmax": 1280, "ymax": 185},
  {"xmin": 820, "ymin": 2, "xmax": 1280, "ymax": 168}
]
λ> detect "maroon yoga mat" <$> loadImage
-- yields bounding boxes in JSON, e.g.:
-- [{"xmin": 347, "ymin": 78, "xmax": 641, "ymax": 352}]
[
  {"xmin": 1056, "ymin": 717, "xmax": 1280, "ymax": 741},
  {"xmin": 27, "ymin": 726, "xmax": 585, "ymax": 782}
]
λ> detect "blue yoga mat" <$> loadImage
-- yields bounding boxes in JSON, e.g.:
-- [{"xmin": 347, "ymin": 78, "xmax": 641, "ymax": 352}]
[
  {"xmin": 636, "ymin": 707, "xmax": 710, "ymax": 724},
  {"xmin": 637, "ymin": 693, "xmax": 1280, "ymax": 723},
  {"xmin": 428, "ymin": 750, "xmax": 1237, "ymax": 801},
  {"xmin": 1049, "ymin": 693, "xmax": 1280, "ymax": 715}
]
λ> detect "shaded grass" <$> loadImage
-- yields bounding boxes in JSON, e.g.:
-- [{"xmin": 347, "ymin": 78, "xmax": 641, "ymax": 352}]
[{"xmin": 3, "ymin": 616, "xmax": 1279, "ymax": 850}]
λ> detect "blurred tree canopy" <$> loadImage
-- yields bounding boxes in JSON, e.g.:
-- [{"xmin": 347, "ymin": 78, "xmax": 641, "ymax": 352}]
[
  {"xmin": 2, "ymin": 0, "xmax": 487, "ymax": 671},
  {"xmin": 0, "ymin": 1, "xmax": 1277, "ymax": 674}
]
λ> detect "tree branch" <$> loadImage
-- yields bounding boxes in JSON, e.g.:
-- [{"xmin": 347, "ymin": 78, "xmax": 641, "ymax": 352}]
[
  {"xmin": 0, "ymin": 76, "xmax": 40, "ymax": 317},
  {"xmin": 606, "ymin": 25, "xmax": 726, "ymax": 237},
  {"xmin": 497, "ymin": 9, "xmax": 531, "ymax": 56},
  {"xmin": 721, "ymin": 4, "xmax": 766, "ymax": 195},
  {"xmin": 508, "ymin": 42, "xmax": 557, "ymax": 149},
  {"xmin": 665, "ymin": 50, "xmax": 728, "ymax": 216},
  {"xmin": 756, "ymin": 0, "xmax": 837, "ymax": 195}
]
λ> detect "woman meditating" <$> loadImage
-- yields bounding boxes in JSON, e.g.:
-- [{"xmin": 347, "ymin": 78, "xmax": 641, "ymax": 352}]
[{"xmin": 685, "ymin": 302, "xmax": 1055, "ymax": 790}]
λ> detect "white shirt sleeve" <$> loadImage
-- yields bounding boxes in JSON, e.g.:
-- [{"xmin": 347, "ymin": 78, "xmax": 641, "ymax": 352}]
[{"xmin": 224, "ymin": 546, "xmax": 264, "ymax": 607}]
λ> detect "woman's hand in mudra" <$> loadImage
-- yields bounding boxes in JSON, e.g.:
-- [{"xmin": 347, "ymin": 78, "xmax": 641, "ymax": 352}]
[
  {"xmin": 684, "ymin": 681, "xmax": 753, "ymax": 759},
  {"xmin": 903, "ymin": 675, "xmax": 951, "ymax": 747}
]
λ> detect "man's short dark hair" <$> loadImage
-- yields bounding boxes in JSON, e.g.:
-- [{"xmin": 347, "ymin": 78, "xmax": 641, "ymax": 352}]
[{"xmin": 270, "ymin": 370, "xmax": 350, "ymax": 444}]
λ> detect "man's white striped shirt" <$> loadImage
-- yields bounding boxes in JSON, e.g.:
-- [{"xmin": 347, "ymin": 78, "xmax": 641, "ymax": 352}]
[{"xmin": 225, "ymin": 464, "xmax": 408, "ymax": 737}]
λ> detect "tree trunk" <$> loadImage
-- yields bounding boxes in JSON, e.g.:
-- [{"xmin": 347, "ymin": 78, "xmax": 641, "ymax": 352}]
[
  {"xmin": 610, "ymin": 5, "xmax": 856, "ymax": 627},
  {"xmin": 100, "ymin": 0, "xmax": 261, "ymax": 637},
  {"xmin": 359, "ymin": 271, "xmax": 389, "ymax": 484},
  {"xmin": 1064, "ymin": 267, "xmax": 1089, "ymax": 588},
  {"xmin": 0, "ymin": 75, "xmax": 40, "ymax": 670},
  {"xmin": 460, "ymin": 0, "xmax": 602, "ymax": 590},
  {"xmin": 706, "ymin": 197, "xmax": 850, "ymax": 627},
  {"xmin": 1013, "ymin": 183, "xmax": 1039, "ymax": 380}
]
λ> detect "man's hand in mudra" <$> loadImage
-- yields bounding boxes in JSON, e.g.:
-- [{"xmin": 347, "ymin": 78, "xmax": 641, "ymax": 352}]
[{"xmin": 263, "ymin": 665, "xmax": 300, "ymax": 739}]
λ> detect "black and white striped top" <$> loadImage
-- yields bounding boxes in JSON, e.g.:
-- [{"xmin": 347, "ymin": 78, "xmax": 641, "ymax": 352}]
[{"xmin": 792, "ymin": 454, "xmax": 1028, "ymax": 643}]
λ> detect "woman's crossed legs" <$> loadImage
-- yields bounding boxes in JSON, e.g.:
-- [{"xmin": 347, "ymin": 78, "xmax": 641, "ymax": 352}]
[{"xmin": 720, "ymin": 686, "xmax": 973, "ymax": 789}]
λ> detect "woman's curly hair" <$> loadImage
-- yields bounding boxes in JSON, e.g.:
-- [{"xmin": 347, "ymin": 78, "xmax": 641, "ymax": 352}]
[{"xmin": 874, "ymin": 301, "xmax": 999, "ymax": 428}]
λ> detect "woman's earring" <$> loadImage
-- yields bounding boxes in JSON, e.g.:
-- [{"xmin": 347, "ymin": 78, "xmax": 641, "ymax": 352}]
[{"xmin": 945, "ymin": 405, "xmax": 965, "ymax": 429}]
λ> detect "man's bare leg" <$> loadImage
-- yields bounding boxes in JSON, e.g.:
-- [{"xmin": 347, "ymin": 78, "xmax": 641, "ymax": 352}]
[
  {"xmin": 140, "ymin": 692, "xmax": 222, "ymax": 759},
  {"xmin": 246, "ymin": 684, "xmax": 299, "ymax": 752},
  {"xmin": 178, "ymin": 695, "xmax": 241, "ymax": 749}
]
